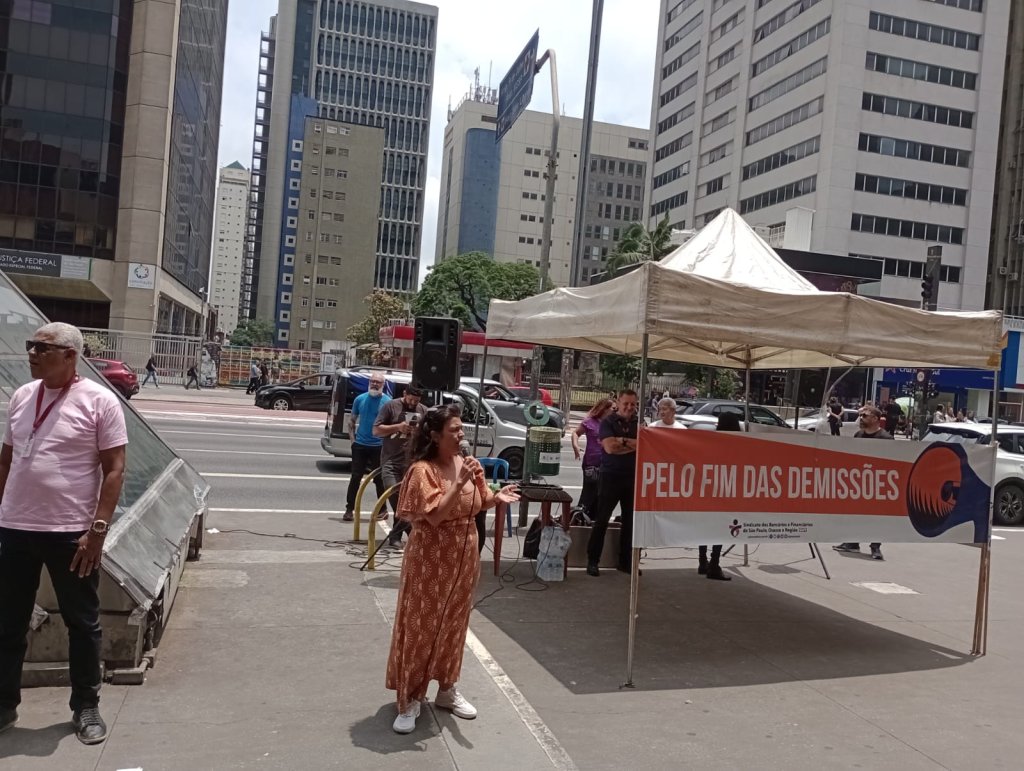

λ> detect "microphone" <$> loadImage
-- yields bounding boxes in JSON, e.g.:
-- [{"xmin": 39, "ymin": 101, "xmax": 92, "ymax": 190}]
[{"xmin": 459, "ymin": 440, "xmax": 472, "ymax": 458}]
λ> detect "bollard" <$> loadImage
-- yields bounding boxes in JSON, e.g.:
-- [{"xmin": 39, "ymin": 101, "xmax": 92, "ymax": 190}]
[
  {"xmin": 352, "ymin": 467, "xmax": 382, "ymax": 543},
  {"xmin": 366, "ymin": 484, "xmax": 401, "ymax": 571}
]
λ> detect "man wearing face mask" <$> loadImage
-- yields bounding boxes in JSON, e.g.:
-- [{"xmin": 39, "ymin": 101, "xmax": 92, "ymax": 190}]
[
  {"xmin": 373, "ymin": 384, "xmax": 427, "ymax": 548},
  {"xmin": 343, "ymin": 374, "xmax": 391, "ymax": 522}
]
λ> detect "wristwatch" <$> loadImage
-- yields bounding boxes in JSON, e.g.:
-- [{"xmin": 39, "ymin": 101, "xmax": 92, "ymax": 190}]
[{"xmin": 89, "ymin": 520, "xmax": 110, "ymax": 537}]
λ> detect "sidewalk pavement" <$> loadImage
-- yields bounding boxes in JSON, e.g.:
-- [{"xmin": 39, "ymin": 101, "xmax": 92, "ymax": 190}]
[{"xmin": 2, "ymin": 514, "xmax": 562, "ymax": 771}]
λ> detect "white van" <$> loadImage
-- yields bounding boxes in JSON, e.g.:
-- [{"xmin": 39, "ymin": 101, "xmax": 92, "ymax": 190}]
[{"xmin": 320, "ymin": 368, "xmax": 531, "ymax": 478}]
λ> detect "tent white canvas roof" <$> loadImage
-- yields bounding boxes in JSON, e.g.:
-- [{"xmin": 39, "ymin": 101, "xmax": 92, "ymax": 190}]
[{"xmin": 486, "ymin": 208, "xmax": 1003, "ymax": 370}]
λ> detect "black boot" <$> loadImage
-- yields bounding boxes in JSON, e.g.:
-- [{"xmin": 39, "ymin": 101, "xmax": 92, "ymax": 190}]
[
  {"xmin": 0, "ymin": 708, "xmax": 17, "ymax": 733},
  {"xmin": 698, "ymin": 545, "xmax": 709, "ymax": 574},
  {"xmin": 706, "ymin": 563, "xmax": 731, "ymax": 581},
  {"xmin": 586, "ymin": 562, "xmax": 600, "ymax": 577},
  {"xmin": 72, "ymin": 707, "xmax": 108, "ymax": 745}
]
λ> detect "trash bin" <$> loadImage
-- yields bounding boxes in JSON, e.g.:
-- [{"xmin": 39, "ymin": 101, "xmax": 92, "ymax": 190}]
[{"xmin": 525, "ymin": 425, "xmax": 561, "ymax": 477}]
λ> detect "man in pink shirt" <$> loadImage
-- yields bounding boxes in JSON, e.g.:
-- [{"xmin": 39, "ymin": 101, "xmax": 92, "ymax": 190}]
[{"xmin": 0, "ymin": 322, "xmax": 127, "ymax": 745}]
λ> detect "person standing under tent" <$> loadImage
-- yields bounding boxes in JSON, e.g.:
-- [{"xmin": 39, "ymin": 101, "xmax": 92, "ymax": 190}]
[
  {"xmin": 834, "ymin": 406, "xmax": 892, "ymax": 561},
  {"xmin": 571, "ymin": 398, "xmax": 614, "ymax": 522},
  {"xmin": 650, "ymin": 397, "xmax": 683, "ymax": 428},
  {"xmin": 696, "ymin": 412, "xmax": 739, "ymax": 581},
  {"xmin": 586, "ymin": 390, "xmax": 640, "ymax": 577}
]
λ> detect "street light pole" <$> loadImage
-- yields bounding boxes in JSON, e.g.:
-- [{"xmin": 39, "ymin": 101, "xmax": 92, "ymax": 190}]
[{"xmin": 529, "ymin": 48, "xmax": 560, "ymax": 403}]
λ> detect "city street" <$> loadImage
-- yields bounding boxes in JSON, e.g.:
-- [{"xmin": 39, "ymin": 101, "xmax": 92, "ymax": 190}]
[{"xmin": 6, "ymin": 391, "xmax": 1024, "ymax": 769}]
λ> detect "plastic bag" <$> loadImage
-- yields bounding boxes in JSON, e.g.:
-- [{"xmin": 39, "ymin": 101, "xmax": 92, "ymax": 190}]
[{"xmin": 535, "ymin": 526, "xmax": 572, "ymax": 582}]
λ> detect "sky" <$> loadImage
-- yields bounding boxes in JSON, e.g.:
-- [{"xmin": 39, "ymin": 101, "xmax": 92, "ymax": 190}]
[{"xmin": 216, "ymin": 0, "xmax": 660, "ymax": 286}]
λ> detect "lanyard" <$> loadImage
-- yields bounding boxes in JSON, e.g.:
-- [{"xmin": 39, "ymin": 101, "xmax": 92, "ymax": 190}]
[{"xmin": 31, "ymin": 377, "xmax": 75, "ymax": 438}]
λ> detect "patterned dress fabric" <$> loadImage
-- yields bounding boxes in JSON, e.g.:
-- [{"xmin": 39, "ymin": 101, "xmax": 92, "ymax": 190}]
[{"xmin": 386, "ymin": 459, "xmax": 494, "ymax": 711}]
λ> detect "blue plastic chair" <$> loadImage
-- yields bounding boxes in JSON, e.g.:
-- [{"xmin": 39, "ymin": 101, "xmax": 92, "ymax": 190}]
[{"xmin": 478, "ymin": 458, "xmax": 512, "ymax": 535}]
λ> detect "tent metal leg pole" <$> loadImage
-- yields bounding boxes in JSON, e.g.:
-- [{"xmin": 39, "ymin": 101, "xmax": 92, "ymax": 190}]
[
  {"xmin": 625, "ymin": 334, "xmax": 648, "ymax": 689},
  {"xmin": 810, "ymin": 543, "xmax": 831, "ymax": 580},
  {"xmin": 743, "ymin": 356, "xmax": 752, "ymax": 569},
  {"xmin": 624, "ymin": 546, "xmax": 640, "ymax": 688},
  {"xmin": 472, "ymin": 342, "xmax": 489, "ymax": 454},
  {"xmin": 743, "ymin": 544, "xmax": 749, "ymax": 566},
  {"xmin": 973, "ymin": 372, "xmax": 999, "ymax": 655}
]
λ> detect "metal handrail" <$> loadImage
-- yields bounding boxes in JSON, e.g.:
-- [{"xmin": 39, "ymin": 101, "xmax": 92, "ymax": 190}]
[
  {"xmin": 365, "ymin": 484, "xmax": 401, "ymax": 571},
  {"xmin": 352, "ymin": 467, "xmax": 382, "ymax": 542}
]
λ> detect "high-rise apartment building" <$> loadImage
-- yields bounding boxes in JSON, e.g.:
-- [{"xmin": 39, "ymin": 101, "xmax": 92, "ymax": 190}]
[
  {"xmin": 210, "ymin": 163, "xmax": 250, "ymax": 336},
  {"xmin": 241, "ymin": 0, "xmax": 438, "ymax": 333},
  {"xmin": 0, "ymin": 0, "xmax": 228, "ymax": 335},
  {"xmin": 647, "ymin": 0, "xmax": 1010, "ymax": 310},
  {"xmin": 436, "ymin": 96, "xmax": 650, "ymax": 286},
  {"xmin": 275, "ymin": 106, "xmax": 383, "ymax": 348}
]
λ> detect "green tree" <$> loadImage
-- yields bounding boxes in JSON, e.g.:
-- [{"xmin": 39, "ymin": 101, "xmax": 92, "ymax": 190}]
[
  {"xmin": 413, "ymin": 252, "xmax": 541, "ymax": 331},
  {"xmin": 228, "ymin": 318, "xmax": 275, "ymax": 347},
  {"xmin": 346, "ymin": 290, "xmax": 408, "ymax": 345},
  {"xmin": 599, "ymin": 354, "xmax": 666, "ymax": 385},
  {"xmin": 604, "ymin": 215, "xmax": 675, "ymax": 276}
]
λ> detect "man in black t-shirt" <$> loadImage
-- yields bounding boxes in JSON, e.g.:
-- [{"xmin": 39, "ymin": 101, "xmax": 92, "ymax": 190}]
[
  {"xmin": 834, "ymin": 406, "xmax": 892, "ymax": 561},
  {"xmin": 586, "ymin": 389, "xmax": 640, "ymax": 576},
  {"xmin": 373, "ymin": 385, "xmax": 426, "ymax": 547}
]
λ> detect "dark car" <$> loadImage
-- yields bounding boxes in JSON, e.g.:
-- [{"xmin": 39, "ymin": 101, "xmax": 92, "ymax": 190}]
[
  {"xmin": 255, "ymin": 373, "xmax": 334, "ymax": 412},
  {"xmin": 677, "ymin": 399, "xmax": 788, "ymax": 428},
  {"xmin": 88, "ymin": 358, "xmax": 139, "ymax": 399}
]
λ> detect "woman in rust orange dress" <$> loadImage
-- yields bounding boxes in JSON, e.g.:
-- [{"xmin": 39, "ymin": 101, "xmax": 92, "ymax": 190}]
[{"xmin": 386, "ymin": 404, "xmax": 520, "ymax": 734}]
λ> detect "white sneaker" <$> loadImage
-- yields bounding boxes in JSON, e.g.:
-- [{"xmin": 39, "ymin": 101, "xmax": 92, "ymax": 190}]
[
  {"xmin": 392, "ymin": 700, "xmax": 421, "ymax": 734},
  {"xmin": 435, "ymin": 686, "xmax": 477, "ymax": 720}
]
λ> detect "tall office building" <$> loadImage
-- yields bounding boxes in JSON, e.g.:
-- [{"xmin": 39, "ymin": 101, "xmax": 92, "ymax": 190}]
[
  {"xmin": 241, "ymin": 0, "xmax": 438, "ymax": 335},
  {"xmin": 647, "ymin": 0, "xmax": 1010, "ymax": 310},
  {"xmin": 210, "ymin": 162, "xmax": 250, "ymax": 336},
  {"xmin": 436, "ymin": 95, "xmax": 650, "ymax": 286},
  {"xmin": 989, "ymin": 2, "xmax": 1024, "ymax": 315},
  {"xmin": 0, "ymin": 0, "xmax": 228, "ymax": 335}
]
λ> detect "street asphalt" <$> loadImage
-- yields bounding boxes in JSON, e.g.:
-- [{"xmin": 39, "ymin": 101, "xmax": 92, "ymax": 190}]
[{"xmin": 3, "ymin": 386, "xmax": 1024, "ymax": 769}]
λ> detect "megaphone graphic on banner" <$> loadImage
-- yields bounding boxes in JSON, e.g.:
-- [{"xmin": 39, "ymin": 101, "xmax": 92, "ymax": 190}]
[{"xmin": 905, "ymin": 443, "xmax": 989, "ymax": 543}]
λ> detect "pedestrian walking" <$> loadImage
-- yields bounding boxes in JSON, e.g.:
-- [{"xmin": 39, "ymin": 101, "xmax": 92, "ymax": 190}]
[
  {"xmin": 586, "ymin": 389, "xmax": 640, "ymax": 577},
  {"xmin": 386, "ymin": 405, "xmax": 519, "ymax": 733},
  {"xmin": 259, "ymin": 360, "xmax": 269, "ymax": 387},
  {"xmin": 373, "ymin": 384, "xmax": 427, "ymax": 547},
  {"xmin": 834, "ymin": 406, "xmax": 892, "ymax": 561},
  {"xmin": 246, "ymin": 361, "xmax": 261, "ymax": 394},
  {"xmin": 184, "ymin": 363, "xmax": 201, "ymax": 390},
  {"xmin": 141, "ymin": 355, "xmax": 159, "ymax": 388},
  {"xmin": 571, "ymin": 398, "xmax": 614, "ymax": 522},
  {"xmin": 0, "ymin": 322, "xmax": 127, "ymax": 744},
  {"xmin": 828, "ymin": 397, "xmax": 843, "ymax": 436},
  {"xmin": 343, "ymin": 373, "xmax": 390, "ymax": 521}
]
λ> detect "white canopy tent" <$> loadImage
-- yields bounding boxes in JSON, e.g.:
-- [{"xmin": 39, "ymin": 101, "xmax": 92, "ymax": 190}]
[
  {"xmin": 487, "ymin": 209, "xmax": 1003, "ymax": 370},
  {"xmin": 485, "ymin": 208, "xmax": 1004, "ymax": 682}
]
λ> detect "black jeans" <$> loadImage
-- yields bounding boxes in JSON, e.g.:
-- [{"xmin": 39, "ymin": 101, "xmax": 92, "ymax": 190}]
[
  {"xmin": 578, "ymin": 466, "xmax": 601, "ymax": 518},
  {"xmin": 246, "ymin": 377, "xmax": 261, "ymax": 394},
  {"xmin": 346, "ymin": 443, "xmax": 385, "ymax": 512},
  {"xmin": 587, "ymin": 472, "xmax": 635, "ymax": 569},
  {"xmin": 0, "ymin": 528, "xmax": 102, "ymax": 712}
]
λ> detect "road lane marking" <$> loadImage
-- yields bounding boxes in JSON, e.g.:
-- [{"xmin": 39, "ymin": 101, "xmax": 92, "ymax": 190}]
[
  {"xmin": 159, "ymin": 430, "xmax": 321, "ymax": 441},
  {"xmin": 201, "ymin": 473, "xmax": 350, "ymax": 481},
  {"xmin": 141, "ymin": 410, "xmax": 324, "ymax": 424},
  {"xmin": 210, "ymin": 508, "xmax": 344, "ymax": 514},
  {"xmin": 178, "ymin": 448, "xmax": 326, "ymax": 458}
]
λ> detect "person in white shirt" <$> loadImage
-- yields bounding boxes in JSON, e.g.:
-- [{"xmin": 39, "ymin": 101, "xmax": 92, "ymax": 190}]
[{"xmin": 650, "ymin": 397, "xmax": 684, "ymax": 428}]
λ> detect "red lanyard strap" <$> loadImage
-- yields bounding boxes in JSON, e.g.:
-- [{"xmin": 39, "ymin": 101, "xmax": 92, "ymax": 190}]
[{"xmin": 32, "ymin": 378, "xmax": 74, "ymax": 436}]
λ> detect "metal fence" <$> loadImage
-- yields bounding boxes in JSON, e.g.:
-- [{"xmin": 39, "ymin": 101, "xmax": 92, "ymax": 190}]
[{"xmin": 80, "ymin": 327, "xmax": 203, "ymax": 380}]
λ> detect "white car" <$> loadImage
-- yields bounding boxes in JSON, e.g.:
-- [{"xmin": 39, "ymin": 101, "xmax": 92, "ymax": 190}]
[
  {"xmin": 921, "ymin": 423, "xmax": 1024, "ymax": 526},
  {"xmin": 797, "ymin": 408, "xmax": 862, "ymax": 436}
]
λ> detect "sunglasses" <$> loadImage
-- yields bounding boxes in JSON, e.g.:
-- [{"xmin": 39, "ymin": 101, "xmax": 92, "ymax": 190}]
[{"xmin": 25, "ymin": 340, "xmax": 72, "ymax": 354}]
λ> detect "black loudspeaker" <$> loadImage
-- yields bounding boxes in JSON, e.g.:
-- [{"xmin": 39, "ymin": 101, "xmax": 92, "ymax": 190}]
[{"xmin": 413, "ymin": 317, "xmax": 461, "ymax": 391}]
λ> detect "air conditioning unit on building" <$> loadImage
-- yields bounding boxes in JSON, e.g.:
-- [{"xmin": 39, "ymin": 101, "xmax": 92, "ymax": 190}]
[{"xmin": 999, "ymin": 266, "xmax": 1009, "ymax": 276}]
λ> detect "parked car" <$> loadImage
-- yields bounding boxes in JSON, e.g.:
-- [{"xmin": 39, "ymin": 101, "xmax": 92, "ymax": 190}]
[
  {"xmin": 507, "ymin": 384, "xmax": 554, "ymax": 406},
  {"xmin": 797, "ymin": 407, "xmax": 862, "ymax": 435},
  {"xmin": 87, "ymin": 358, "xmax": 139, "ymax": 399},
  {"xmin": 322, "ymin": 369, "xmax": 534, "ymax": 478},
  {"xmin": 921, "ymin": 423, "xmax": 1024, "ymax": 526},
  {"xmin": 254, "ymin": 373, "xmax": 335, "ymax": 412},
  {"xmin": 676, "ymin": 399, "xmax": 789, "ymax": 429}
]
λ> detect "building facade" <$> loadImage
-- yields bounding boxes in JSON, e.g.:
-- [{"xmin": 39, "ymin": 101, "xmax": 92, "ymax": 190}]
[
  {"xmin": 435, "ymin": 97, "xmax": 650, "ymax": 286},
  {"xmin": 274, "ymin": 107, "xmax": 383, "ymax": 348},
  {"xmin": 647, "ymin": 0, "xmax": 1010, "ymax": 310},
  {"xmin": 210, "ymin": 162, "xmax": 250, "ymax": 336},
  {"xmin": 242, "ymin": 0, "xmax": 437, "ymax": 333},
  {"xmin": 0, "ymin": 0, "xmax": 228, "ymax": 334},
  {"xmin": 989, "ymin": 1, "xmax": 1024, "ymax": 315}
]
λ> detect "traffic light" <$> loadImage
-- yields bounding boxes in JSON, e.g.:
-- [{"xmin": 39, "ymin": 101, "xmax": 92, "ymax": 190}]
[
  {"xmin": 921, "ymin": 250, "xmax": 941, "ymax": 310},
  {"xmin": 921, "ymin": 273, "xmax": 935, "ymax": 301}
]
